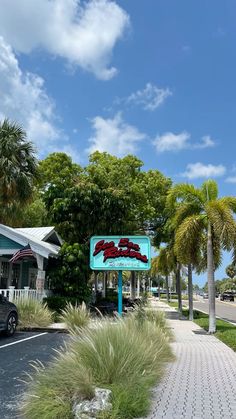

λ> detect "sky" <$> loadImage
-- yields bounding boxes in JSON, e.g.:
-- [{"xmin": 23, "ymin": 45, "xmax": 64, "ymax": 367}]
[{"xmin": 0, "ymin": 0, "xmax": 236, "ymax": 286}]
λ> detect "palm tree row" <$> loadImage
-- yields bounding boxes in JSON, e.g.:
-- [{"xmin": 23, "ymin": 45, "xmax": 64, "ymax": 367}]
[{"xmin": 154, "ymin": 179, "xmax": 236, "ymax": 333}]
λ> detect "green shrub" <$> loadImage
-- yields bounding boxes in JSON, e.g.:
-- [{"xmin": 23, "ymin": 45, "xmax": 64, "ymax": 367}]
[
  {"xmin": 43, "ymin": 296, "xmax": 81, "ymax": 313},
  {"xmin": 21, "ymin": 313, "xmax": 174, "ymax": 419},
  {"xmin": 60, "ymin": 302, "xmax": 90, "ymax": 333},
  {"xmin": 15, "ymin": 299, "xmax": 53, "ymax": 328}
]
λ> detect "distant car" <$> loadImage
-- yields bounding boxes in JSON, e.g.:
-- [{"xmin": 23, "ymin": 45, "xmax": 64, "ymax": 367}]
[
  {"xmin": 203, "ymin": 293, "xmax": 208, "ymax": 299},
  {"xmin": 220, "ymin": 292, "xmax": 234, "ymax": 302},
  {"xmin": 0, "ymin": 294, "xmax": 18, "ymax": 336}
]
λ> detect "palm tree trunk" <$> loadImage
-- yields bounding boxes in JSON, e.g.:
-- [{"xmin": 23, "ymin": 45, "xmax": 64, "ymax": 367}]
[
  {"xmin": 207, "ymin": 222, "xmax": 216, "ymax": 333},
  {"xmin": 176, "ymin": 264, "xmax": 182, "ymax": 315},
  {"xmin": 165, "ymin": 275, "xmax": 169, "ymax": 302},
  {"xmin": 188, "ymin": 264, "xmax": 193, "ymax": 321},
  {"xmin": 158, "ymin": 274, "xmax": 161, "ymax": 300}
]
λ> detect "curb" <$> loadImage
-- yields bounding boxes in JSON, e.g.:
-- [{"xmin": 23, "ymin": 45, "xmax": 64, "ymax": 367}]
[{"xmin": 18, "ymin": 327, "xmax": 69, "ymax": 333}]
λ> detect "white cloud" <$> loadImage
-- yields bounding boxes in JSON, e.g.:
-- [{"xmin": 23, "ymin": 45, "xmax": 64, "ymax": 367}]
[
  {"xmin": 182, "ymin": 162, "xmax": 226, "ymax": 179},
  {"xmin": 125, "ymin": 83, "xmax": 172, "ymax": 111},
  {"xmin": 154, "ymin": 131, "xmax": 191, "ymax": 152},
  {"xmin": 87, "ymin": 113, "xmax": 146, "ymax": 156},
  {"xmin": 226, "ymin": 176, "xmax": 236, "ymax": 183},
  {"xmin": 195, "ymin": 135, "xmax": 215, "ymax": 149},
  {"xmin": 153, "ymin": 131, "xmax": 216, "ymax": 153},
  {"xmin": 0, "ymin": 37, "xmax": 61, "ymax": 155},
  {"xmin": 0, "ymin": 0, "xmax": 129, "ymax": 80}
]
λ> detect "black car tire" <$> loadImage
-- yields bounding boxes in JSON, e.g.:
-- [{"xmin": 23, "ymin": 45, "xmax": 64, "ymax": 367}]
[{"xmin": 5, "ymin": 312, "xmax": 17, "ymax": 337}]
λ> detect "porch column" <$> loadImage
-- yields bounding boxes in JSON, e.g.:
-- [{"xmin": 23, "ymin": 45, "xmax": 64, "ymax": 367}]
[
  {"xmin": 35, "ymin": 254, "xmax": 45, "ymax": 291},
  {"xmin": 7, "ymin": 261, "xmax": 12, "ymax": 288}
]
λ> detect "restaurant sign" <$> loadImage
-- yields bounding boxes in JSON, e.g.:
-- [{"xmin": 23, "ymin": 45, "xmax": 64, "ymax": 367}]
[{"xmin": 90, "ymin": 236, "xmax": 151, "ymax": 271}]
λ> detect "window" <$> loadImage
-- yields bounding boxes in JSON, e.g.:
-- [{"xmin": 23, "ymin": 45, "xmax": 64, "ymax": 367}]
[{"xmin": 0, "ymin": 261, "xmax": 9, "ymax": 288}]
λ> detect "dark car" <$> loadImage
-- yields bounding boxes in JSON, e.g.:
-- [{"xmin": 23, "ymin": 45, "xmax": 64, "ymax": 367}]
[
  {"xmin": 0, "ymin": 294, "xmax": 18, "ymax": 336},
  {"xmin": 220, "ymin": 292, "xmax": 234, "ymax": 302}
]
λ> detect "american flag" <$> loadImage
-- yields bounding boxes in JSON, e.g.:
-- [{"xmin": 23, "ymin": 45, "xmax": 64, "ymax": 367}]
[{"xmin": 9, "ymin": 244, "xmax": 35, "ymax": 263}]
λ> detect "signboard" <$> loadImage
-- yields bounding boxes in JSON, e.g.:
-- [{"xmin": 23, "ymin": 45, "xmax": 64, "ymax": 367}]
[
  {"xmin": 37, "ymin": 270, "xmax": 46, "ymax": 280},
  {"xmin": 90, "ymin": 236, "xmax": 151, "ymax": 271}
]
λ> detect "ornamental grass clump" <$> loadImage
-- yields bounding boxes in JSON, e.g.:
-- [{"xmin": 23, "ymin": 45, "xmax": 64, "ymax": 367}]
[
  {"xmin": 21, "ymin": 356, "xmax": 94, "ymax": 419},
  {"xmin": 59, "ymin": 301, "xmax": 90, "ymax": 332},
  {"xmin": 132, "ymin": 305, "xmax": 173, "ymax": 340},
  {"xmin": 14, "ymin": 298, "xmax": 53, "ymax": 328},
  {"xmin": 21, "ymin": 309, "xmax": 174, "ymax": 419}
]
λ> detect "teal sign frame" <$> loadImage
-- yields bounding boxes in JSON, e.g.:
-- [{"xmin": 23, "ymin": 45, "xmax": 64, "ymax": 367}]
[{"xmin": 90, "ymin": 236, "xmax": 151, "ymax": 271}]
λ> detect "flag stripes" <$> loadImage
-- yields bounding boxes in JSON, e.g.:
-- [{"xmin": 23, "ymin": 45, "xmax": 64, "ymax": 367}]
[{"xmin": 9, "ymin": 244, "xmax": 34, "ymax": 263}]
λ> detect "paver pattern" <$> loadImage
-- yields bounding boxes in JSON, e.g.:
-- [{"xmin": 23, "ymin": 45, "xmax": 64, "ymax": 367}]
[{"xmin": 145, "ymin": 301, "xmax": 236, "ymax": 419}]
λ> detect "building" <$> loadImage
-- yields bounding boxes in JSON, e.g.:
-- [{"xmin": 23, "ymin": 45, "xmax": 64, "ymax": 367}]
[{"xmin": 0, "ymin": 224, "xmax": 62, "ymax": 298}]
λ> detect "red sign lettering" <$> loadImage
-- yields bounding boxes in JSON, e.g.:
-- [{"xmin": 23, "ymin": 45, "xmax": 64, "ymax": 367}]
[{"xmin": 93, "ymin": 238, "xmax": 148, "ymax": 264}]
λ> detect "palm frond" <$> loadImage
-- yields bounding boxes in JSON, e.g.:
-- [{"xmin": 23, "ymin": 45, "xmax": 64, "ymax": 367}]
[
  {"xmin": 157, "ymin": 247, "xmax": 175, "ymax": 276},
  {"xmin": 206, "ymin": 201, "xmax": 236, "ymax": 250},
  {"xmin": 173, "ymin": 202, "xmax": 204, "ymax": 228},
  {"xmin": 218, "ymin": 197, "xmax": 236, "ymax": 214},
  {"xmin": 167, "ymin": 183, "xmax": 205, "ymax": 210},
  {"xmin": 174, "ymin": 214, "xmax": 206, "ymax": 266},
  {"xmin": 201, "ymin": 179, "xmax": 218, "ymax": 202}
]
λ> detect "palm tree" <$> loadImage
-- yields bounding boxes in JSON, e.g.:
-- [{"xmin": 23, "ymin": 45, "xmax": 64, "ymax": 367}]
[
  {"xmin": 167, "ymin": 180, "xmax": 236, "ymax": 333},
  {"xmin": 157, "ymin": 247, "xmax": 176, "ymax": 303},
  {"xmin": 151, "ymin": 256, "xmax": 164, "ymax": 299},
  {"xmin": 0, "ymin": 119, "xmax": 37, "ymax": 224}
]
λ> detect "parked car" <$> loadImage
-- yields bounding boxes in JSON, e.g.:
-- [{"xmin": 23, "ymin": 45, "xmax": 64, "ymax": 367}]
[
  {"xmin": 0, "ymin": 294, "xmax": 18, "ymax": 336},
  {"xmin": 203, "ymin": 293, "xmax": 208, "ymax": 299},
  {"xmin": 220, "ymin": 292, "xmax": 234, "ymax": 302}
]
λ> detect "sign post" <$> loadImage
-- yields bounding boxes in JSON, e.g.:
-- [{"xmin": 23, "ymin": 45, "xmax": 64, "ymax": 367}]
[
  {"xmin": 118, "ymin": 270, "xmax": 123, "ymax": 315},
  {"xmin": 90, "ymin": 236, "xmax": 151, "ymax": 316}
]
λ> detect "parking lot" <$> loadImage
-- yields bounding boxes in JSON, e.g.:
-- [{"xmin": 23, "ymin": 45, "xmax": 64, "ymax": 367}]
[{"xmin": 0, "ymin": 331, "xmax": 68, "ymax": 419}]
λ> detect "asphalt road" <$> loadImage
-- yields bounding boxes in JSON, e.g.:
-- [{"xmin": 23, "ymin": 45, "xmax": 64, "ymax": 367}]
[
  {"xmin": 193, "ymin": 298, "xmax": 236, "ymax": 325},
  {"xmin": 0, "ymin": 331, "xmax": 68, "ymax": 419}
]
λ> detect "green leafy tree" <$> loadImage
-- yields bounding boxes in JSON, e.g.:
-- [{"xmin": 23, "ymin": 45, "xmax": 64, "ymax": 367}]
[
  {"xmin": 0, "ymin": 119, "xmax": 38, "ymax": 224},
  {"xmin": 167, "ymin": 180, "xmax": 236, "ymax": 333},
  {"xmin": 38, "ymin": 152, "xmax": 82, "ymax": 191},
  {"xmin": 225, "ymin": 263, "xmax": 236, "ymax": 279},
  {"xmin": 49, "ymin": 182, "xmax": 134, "ymax": 243},
  {"xmin": 86, "ymin": 152, "xmax": 172, "ymax": 234},
  {"xmin": 47, "ymin": 243, "xmax": 91, "ymax": 300},
  {"xmin": 220, "ymin": 278, "xmax": 236, "ymax": 292},
  {"xmin": 44, "ymin": 151, "xmax": 171, "ymax": 299}
]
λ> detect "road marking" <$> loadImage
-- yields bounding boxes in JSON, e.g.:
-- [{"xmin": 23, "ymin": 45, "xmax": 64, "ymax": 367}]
[
  {"xmin": 193, "ymin": 306, "xmax": 236, "ymax": 326},
  {"xmin": 0, "ymin": 332, "xmax": 48, "ymax": 349}
]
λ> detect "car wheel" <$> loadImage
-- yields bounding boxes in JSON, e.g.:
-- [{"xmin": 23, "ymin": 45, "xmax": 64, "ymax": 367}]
[{"xmin": 5, "ymin": 313, "xmax": 17, "ymax": 337}]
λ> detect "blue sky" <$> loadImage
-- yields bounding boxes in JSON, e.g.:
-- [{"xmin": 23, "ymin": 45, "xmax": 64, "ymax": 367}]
[{"xmin": 0, "ymin": 0, "xmax": 235, "ymax": 286}]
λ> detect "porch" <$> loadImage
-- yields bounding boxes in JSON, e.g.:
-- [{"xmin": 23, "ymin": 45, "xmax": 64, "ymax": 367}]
[
  {"xmin": 0, "ymin": 224, "xmax": 62, "ymax": 301},
  {"xmin": 0, "ymin": 286, "xmax": 51, "ymax": 302}
]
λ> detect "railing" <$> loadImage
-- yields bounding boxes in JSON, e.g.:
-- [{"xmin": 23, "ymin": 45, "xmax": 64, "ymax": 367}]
[{"xmin": 0, "ymin": 287, "xmax": 51, "ymax": 302}]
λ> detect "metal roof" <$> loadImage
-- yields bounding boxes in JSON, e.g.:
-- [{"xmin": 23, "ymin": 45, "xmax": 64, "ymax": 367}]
[
  {"xmin": 0, "ymin": 224, "xmax": 60, "ymax": 259},
  {"xmin": 16, "ymin": 227, "xmax": 55, "ymax": 241}
]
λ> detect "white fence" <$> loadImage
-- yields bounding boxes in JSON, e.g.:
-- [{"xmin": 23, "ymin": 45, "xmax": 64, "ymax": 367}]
[{"xmin": 0, "ymin": 287, "xmax": 51, "ymax": 302}]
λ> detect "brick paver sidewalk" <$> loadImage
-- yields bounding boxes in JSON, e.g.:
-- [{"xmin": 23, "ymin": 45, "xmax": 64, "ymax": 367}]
[{"xmin": 145, "ymin": 300, "xmax": 236, "ymax": 419}]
